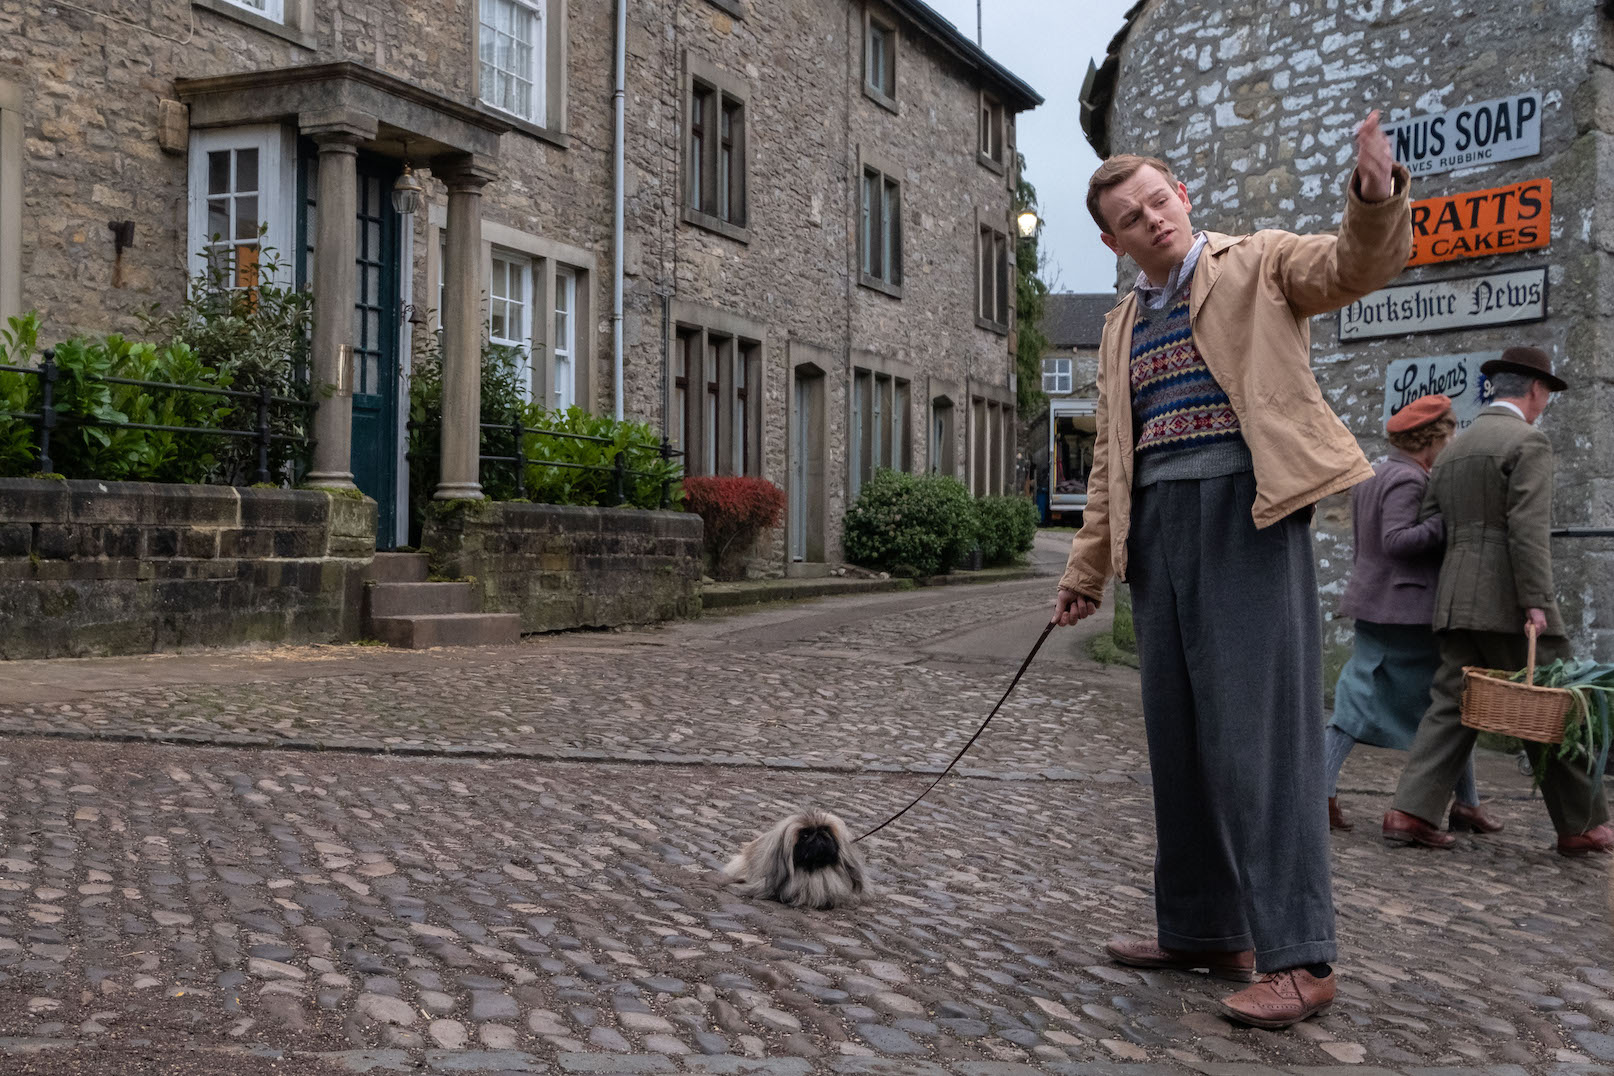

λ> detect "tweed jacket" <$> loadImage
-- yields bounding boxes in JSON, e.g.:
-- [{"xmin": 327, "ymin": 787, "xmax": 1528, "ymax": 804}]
[
  {"xmin": 1339, "ymin": 452, "xmax": 1444, "ymax": 625},
  {"xmin": 1418, "ymin": 406, "xmax": 1563, "ymax": 636},
  {"xmin": 1060, "ymin": 164, "xmax": 1413, "ymax": 600}
]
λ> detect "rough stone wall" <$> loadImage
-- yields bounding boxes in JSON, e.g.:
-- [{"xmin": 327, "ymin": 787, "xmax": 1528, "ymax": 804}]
[
  {"xmin": 8, "ymin": 0, "xmax": 1024, "ymax": 575},
  {"xmin": 1105, "ymin": 0, "xmax": 1612, "ymax": 658},
  {"xmin": 0, "ymin": 478, "xmax": 374, "ymax": 658},
  {"xmin": 422, "ymin": 500, "xmax": 703, "ymax": 632}
]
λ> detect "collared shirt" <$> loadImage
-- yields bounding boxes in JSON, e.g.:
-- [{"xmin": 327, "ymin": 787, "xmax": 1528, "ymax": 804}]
[
  {"xmin": 1492, "ymin": 400, "xmax": 1529, "ymax": 423},
  {"xmin": 1135, "ymin": 231, "xmax": 1208, "ymax": 310}
]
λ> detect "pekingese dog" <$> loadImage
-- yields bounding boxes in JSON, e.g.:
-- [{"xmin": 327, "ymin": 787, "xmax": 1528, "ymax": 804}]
[{"xmin": 723, "ymin": 809, "xmax": 867, "ymax": 910}]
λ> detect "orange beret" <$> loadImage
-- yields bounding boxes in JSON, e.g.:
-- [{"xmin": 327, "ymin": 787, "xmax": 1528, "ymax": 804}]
[{"xmin": 1386, "ymin": 394, "xmax": 1452, "ymax": 434}]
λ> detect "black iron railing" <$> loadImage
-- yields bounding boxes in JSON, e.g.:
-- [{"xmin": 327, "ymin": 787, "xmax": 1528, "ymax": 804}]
[
  {"xmin": 0, "ymin": 347, "xmax": 315, "ymax": 485},
  {"xmin": 477, "ymin": 417, "xmax": 685, "ymax": 508}
]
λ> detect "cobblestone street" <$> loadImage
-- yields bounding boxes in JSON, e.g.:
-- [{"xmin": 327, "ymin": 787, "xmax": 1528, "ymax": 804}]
[{"xmin": 0, "ymin": 557, "xmax": 1611, "ymax": 1075}]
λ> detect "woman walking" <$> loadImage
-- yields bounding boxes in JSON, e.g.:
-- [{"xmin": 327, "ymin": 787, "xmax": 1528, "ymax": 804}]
[{"xmin": 1326, "ymin": 394, "xmax": 1501, "ymax": 834}]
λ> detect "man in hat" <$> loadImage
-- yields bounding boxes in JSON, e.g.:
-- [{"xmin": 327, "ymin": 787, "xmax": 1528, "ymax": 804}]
[
  {"xmin": 1384, "ymin": 346, "xmax": 1613, "ymax": 855},
  {"xmin": 1054, "ymin": 112, "xmax": 1411, "ymax": 1030}
]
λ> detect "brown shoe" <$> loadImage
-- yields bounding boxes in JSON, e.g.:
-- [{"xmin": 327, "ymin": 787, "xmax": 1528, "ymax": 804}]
[
  {"xmin": 1557, "ymin": 823, "xmax": 1614, "ymax": 857},
  {"xmin": 1328, "ymin": 796, "xmax": 1353, "ymax": 832},
  {"xmin": 1105, "ymin": 935, "xmax": 1256, "ymax": 982},
  {"xmin": 1220, "ymin": 968, "xmax": 1335, "ymax": 1029},
  {"xmin": 1382, "ymin": 809, "xmax": 1456, "ymax": 849},
  {"xmin": 1449, "ymin": 802, "xmax": 1504, "ymax": 834}
]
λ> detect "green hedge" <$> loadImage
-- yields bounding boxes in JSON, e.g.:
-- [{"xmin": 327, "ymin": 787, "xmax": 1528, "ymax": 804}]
[
  {"xmin": 842, "ymin": 470, "xmax": 978, "ymax": 578},
  {"xmin": 975, "ymin": 495, "xmax": 1038, "ymax": 566}
]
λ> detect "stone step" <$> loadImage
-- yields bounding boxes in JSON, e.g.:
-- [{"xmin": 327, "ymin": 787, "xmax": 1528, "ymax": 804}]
[
  {"xmin": 367, "ymin": 613, "xmax": 522, "ymax": 649},
  {"xmin": 364, "ymin": 581, "xmax": 480, "ymax": 618},
  {"xmin": 365, "ymin": 552, "xmax": 429, "ymax": 584}
]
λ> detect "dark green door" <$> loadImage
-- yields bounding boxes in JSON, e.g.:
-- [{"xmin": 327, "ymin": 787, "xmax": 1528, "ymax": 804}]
[{"xmin": 350, "ymin": 159, "xmax": 401, "ymax": 549}]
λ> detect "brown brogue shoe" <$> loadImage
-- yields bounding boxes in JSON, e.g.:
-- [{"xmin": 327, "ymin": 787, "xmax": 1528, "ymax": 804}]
[
  {"xmin": 1328, "ymin": 796, "xmax": 1354, "ymax": 832},
  {"xmin": 1557, "ymin": 823, "xmax": 1614, "ymax": 857},
  {"xmin": 1382, "ymin": 809, "xmax": 1456, "ymax": 849},
  {"xmin": 1220, "ymin": 968, "xmax": 1336, "ymax": 1030},
  {"xmin": 1449, "ymin": 802, "xmax": 1504, "ymax": 834},
  {"xmin": 1105, "ymin": 935, "xmax": 1256, "ymax": 982}
]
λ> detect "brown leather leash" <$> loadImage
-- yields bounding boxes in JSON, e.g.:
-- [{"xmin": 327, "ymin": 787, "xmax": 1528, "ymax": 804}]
[{"xmin": 853, "ymin": 620, "xmax": 1058, "ymax": 843}]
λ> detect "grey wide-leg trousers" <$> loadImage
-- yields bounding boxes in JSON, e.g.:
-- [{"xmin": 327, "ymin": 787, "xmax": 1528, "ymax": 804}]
[{"xmin": 1127, "ymin": 471, "xmax": 1336, "ymax": 971}]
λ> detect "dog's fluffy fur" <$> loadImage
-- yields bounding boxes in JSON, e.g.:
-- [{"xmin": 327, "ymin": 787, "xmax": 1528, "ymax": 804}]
[{"xmin": 723, "ymin": 809, "xmax": 867, "ymax": 910}]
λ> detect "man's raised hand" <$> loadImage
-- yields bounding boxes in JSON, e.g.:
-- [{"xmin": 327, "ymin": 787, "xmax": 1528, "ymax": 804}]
[{"xmin": 1355, "ymin": 110, "xmax": 1394, "ymax": 202}]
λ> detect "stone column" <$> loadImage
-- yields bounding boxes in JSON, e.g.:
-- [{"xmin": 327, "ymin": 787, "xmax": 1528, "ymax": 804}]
[
  {"xmin": 301, "ymin": 111, "xmax": 377, "ymax": 490},
  {"xmin": 434, "ymin": 157, "xmax": 497, "ymax": 501}
]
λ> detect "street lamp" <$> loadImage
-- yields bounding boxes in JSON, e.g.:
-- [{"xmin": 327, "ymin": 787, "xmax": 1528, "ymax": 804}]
[
  {"xmin": 1016, "ymin": 209, "xmax": 1040, "ymax": 238},
  {"xmin": 391, "ymin": 161, "xmax": 424, "ymax": 217}
]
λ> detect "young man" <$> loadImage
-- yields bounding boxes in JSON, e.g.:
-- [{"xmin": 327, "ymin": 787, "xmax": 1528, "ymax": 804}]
[
  {"xmin": 1385, "ymin": 347, "xmax": 1613, "ymax": 855},
  {"xmin": 1054, "ymin": 113, "xmax": 1412, "ymax": 1029}
]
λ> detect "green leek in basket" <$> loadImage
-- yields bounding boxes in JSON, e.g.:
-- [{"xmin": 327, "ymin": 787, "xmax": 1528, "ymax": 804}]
[{"xmin": 1494, "ymin": 659, "xmax": 1614, "ymax": 787}]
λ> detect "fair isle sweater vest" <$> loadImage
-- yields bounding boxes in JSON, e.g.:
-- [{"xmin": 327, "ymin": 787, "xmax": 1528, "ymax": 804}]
[{"xmin": 1129, "ymin": 283, "xmax": 1251, "ymax": 486}]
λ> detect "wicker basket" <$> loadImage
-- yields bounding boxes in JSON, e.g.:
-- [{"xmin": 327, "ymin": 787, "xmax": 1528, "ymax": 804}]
[{"xmin": 1460, "ymin": 626, "xmax": 1575, "ymax": 744}]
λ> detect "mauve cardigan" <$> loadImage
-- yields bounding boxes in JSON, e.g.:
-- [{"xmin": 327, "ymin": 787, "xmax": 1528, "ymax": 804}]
[{"xmin": 1339, "ymin": 452, "xmax": 1445, "ymax": 625}]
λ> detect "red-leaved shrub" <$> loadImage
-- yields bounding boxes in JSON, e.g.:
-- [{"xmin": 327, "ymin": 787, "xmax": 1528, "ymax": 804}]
[{"xmin": 682, "ymin": 476, "xmax": 786, "ymax": 580}]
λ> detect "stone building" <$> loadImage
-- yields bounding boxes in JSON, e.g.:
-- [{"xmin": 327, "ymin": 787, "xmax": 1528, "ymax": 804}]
[
  {"xmin": 1080, "ymin": 0, "xmax": 1614, "ymax": 659},
  {"xmin": 1, "ymin": 0, "xmax": 1037, "ymax": 571}
]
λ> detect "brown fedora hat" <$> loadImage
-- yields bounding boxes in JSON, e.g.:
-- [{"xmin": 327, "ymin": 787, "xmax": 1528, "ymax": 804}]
[{"xmin": 1480, "ymin": 346, "xmax": 1567, "ymax": 392}]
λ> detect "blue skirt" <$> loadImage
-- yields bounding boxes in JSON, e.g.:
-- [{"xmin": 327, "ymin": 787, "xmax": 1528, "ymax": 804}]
[{"xmin": 1329, "ymin": 620, "xmax": 1440, "ymax": 750}]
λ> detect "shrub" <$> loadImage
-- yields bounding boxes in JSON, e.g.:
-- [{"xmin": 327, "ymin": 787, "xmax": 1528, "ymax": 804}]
[
  {"xmin": 842, "ymin": 470, "xmax": 978, "ymax": 579},
  {"xmin": 0, "ymin": 315, "xmax": 236, "ymax": 483},
  {"xmin": 515, "ymin": 404, "xmax": 682, "ymax": 511},
  {"xmin": 138, "ymin": 243, "xmax": 313, "ymax": 483},
  {"xmin": 682, "ymin": 475, "xmax": 786, "ymax": 580},
  {"xmin": 406, "ymin": 331, "xmax": 683, "ymax": 541},
  {"xmin": 974, "ymin": 495, "xmax": 1038, "ymax": 566}
]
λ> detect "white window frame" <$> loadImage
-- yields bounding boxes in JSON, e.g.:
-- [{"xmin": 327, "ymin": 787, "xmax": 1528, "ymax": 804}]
[
  {"xmin": 221, "ymin": 0, "xmax": 284, "ymax": 20},
  {"xmin": 488, "ymin": 248, "xmax": 533, "ymax": 397},
  {"xmin": 478, "ymin": 0, "xmax": 548, "ymax": 125},
  {"xmin": 552, "ymin": 266, "xmax": 576, "ymax": 410},
  {"xmin": 1042, "ymin": 356, "xmax": 1073, "ymax": 395},
  {"xmin": 186, "ymin": 125, "xmax": 294, "ymax": 287}
]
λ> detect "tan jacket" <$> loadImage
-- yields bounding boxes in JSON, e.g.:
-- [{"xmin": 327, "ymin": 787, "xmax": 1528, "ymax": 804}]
[
  {"xmin": 1418, "ymin": 406, "xmax": 1563, "ymax": 636},
  {"xmin": 1060, "ymin": 165, "xmax": 1414, "ymax": 599}
]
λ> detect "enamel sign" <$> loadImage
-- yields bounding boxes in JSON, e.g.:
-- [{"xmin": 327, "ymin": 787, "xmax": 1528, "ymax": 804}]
[
  {"xmin": 1407, "ymin": 179, "xmax": 1550, "ymax": 267},
  {"xmin": 1382, "ymin": 352, "xmax": 1498, "ymax": 431},
  {"xmin": 1383, "ymin": 93, "xmax": 1543, "ymax": 177},
  {"xmin": 1339, "ymin": 267, "xmax": 1547, "ymax": 341}
]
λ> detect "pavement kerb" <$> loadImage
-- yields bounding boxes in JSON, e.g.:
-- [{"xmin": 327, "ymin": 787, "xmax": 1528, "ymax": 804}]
[
  {"xmin": 0, "ymin": 723, "xmax": 1121, "ymax": 782},
  {"xmin": 701, "ymin": 565, "xmax": 1047, "ymax": 610}
]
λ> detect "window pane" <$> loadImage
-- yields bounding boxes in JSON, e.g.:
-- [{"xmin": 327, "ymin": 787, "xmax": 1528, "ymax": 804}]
[
  {"xmin": 860, "ymin": 174, "xmax": 875, "ymax": 276},
  {"xmin": 208, "ymin": 151, "xmax": 230, "ymax": 196},
  {"xmin": 207, "ymin": 197, "xmax": 229, "ymax": 242},
  {"xmin": 881, "ymin": 181, "xmax": 897, "ymax": 282},
  {"xmin": 235, "ymin": 147, "xmax": 259, "ymax": 192},
  {"xmin": 233, "ymin": 196, "xmax": 258, "ymax": 241}
]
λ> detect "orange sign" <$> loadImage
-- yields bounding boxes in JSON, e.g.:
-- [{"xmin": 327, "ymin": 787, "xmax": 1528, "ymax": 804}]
[{"xmin": 1408, "ymin": 179, "xmax": 1550, "ymax": 267}]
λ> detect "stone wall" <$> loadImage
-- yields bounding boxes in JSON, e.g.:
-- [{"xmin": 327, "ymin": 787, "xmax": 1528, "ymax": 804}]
[
  {"xmin": 1099, "ymin": 0, "xmax": 1614, "ymax": 658},
  {"xmin": 422, "ymin": 500, "xmax": 702, "ymax": 633},
  {"xmin": 0, "ymin": 479, "xmax": 375, "ymax": 658}
]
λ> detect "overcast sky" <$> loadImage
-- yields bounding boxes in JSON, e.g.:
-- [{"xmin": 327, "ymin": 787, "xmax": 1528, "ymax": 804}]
[{"xmin": 924, "ymin": 0, "xmax": 1136, "ymax": 295}]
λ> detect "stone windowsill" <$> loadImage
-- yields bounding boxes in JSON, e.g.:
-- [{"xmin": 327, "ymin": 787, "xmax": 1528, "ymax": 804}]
[
  {"xmin": 704, "ymin": 0, "xmax": 744, "ymax": 16},
  {"xmin": 859, "ymin": 272, "xmax": 903, "ymax": 300},
  {"xmin": 476, "ymin": 104, "xmax": 570, "ymax": 150},
  {"xmin": 682, "ymin": 206, "xmax": 750, "ymax": 245},
  {"xmin": 863, "ymin": 83, "xmax": 899, "ymax": 115},
  {"xmin": 977, "ymin": 151, "xmax": 1006, "ymax": 175},
  {"xmin": 975, "ymin": 315, "xmax": 1009, "ymax": 336},
  {"xmin": 192, "ymin": 0, "xmax": 318, "ymax": 49}
]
